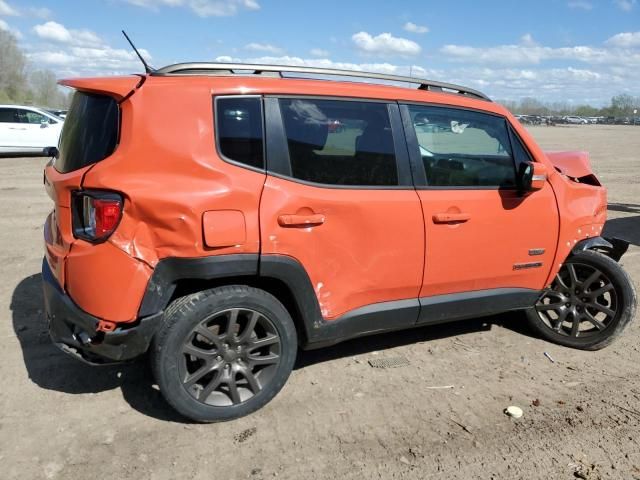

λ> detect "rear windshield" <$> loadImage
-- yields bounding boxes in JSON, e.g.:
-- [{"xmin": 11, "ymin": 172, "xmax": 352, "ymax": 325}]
[{"xmin": 56, "ymin": 92, "xmax": 119, "ymax": 173}]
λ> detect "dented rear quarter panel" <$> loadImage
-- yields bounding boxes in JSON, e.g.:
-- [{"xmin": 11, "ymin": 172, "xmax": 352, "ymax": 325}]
[{"xmin": 64, "ymin": 77, "xmax": 265, "ymax": 322}]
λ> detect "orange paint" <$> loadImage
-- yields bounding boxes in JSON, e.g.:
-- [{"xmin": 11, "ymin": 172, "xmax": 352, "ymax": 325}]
[{"xmin": 44, "ymin": 73, "xmax": 608, "ymax": 324}]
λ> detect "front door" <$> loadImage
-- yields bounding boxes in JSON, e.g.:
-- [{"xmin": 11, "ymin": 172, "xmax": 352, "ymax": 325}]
[
  {"xmin": 401, "ymin": 104, "xmax": 559, "ymax": 308},
  {"xmin": 260, "ymin": 97, "xmax": 424, "ymax": 320}
]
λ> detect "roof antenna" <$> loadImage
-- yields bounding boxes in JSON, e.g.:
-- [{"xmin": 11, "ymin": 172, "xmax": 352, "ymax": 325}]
[{"xmin": 122, "ymin": 30, "xmax": 154, "ymax": 74}]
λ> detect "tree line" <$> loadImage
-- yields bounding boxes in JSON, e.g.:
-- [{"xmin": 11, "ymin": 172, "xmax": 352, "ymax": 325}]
[
  {"xmin": 0, "ymin": 29, "xmax": 69, "ymax": 108},
  {"xmin": 498, "ymin": 94, "xmax": 640, "ymax": 118}
]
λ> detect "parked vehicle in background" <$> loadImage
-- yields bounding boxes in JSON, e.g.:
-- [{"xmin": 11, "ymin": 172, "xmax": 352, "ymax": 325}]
[
  {"xmin": 564, "ymin": 116, "xmax": 589, "ymax": 125},
  {"xmin": 598, "ymin": 116, "xmax": 615, "ymax": 125},
  {"xmin": 46, "ymin": 109, "xmax": 68, "ymax": 119},
  {"xmin": 514, "ymin": 114, "xmax": 543, "ymax": 125},
  {"xmin": 42, "ymin": 62, "xmax": 637, "ymax": 422},
  {"xmin": 0, "ymin": 105, "xmax": 64, "ymax": 155}
]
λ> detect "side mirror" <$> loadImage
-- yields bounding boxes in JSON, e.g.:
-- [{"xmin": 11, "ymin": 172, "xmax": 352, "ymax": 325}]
[
  {"xmin": 517, "ymin": 161, "xmax": 547, "ymax": 194},
  {"xmin": 43, "ymin": 146, "xmax": 59, "ymax": 159}
]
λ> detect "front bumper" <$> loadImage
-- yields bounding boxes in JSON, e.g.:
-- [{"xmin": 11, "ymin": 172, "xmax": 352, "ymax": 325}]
[{"xmin": 42, "ymin": 258, "xmax": 163, "ymax": 365}]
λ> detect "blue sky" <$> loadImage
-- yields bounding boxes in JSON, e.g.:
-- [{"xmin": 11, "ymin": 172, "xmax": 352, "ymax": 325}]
[{"xmin": 1, "ymin": 0, "xmax": 639, "ymax": 105}]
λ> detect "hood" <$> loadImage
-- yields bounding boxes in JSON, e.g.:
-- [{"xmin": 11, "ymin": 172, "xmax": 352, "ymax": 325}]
[{"xmin": 544, "ymin": 150, "xmax": 594, "ymax": 179}]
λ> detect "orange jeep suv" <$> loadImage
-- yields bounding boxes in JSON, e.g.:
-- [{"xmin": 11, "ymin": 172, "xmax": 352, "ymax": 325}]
[{"xmin": 42, "ymin": 63, "xmax": 637, "ymax": 422}]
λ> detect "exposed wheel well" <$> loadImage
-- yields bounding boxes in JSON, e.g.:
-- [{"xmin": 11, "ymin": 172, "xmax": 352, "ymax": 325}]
[{"xmin": 168, "ymin": 276, "xmax": 308, "ymax": 345}]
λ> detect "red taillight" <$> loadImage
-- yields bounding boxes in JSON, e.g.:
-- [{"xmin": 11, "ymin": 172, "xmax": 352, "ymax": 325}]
[
  {"xmin": 92, "ymin": 199, "xmax": 121, "ymax": 237},
  {"xmin": 72, "ymin": 191, "xmax": 123, "ymax": 242}
]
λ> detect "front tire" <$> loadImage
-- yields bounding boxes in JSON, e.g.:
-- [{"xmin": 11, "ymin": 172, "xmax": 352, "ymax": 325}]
[
  {"xmin": 526, "ymin": 250, "xmax": 637, "ymax": 350},
  {"xmin": 151, "ymin": 286, "xmax": 297, "ymax": 422}
]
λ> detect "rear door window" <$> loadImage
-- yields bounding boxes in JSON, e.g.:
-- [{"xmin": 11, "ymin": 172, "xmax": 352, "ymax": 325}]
[
  {"xmin": 56, "ymin": 92, "xmax": 119, "ymax": 173},
  {"xmin": 407, "ymin": 105, "xmax": 516, "ymax": 188},
  {"xmin": 278, "ymin": 98, "xmax": 398, "ymax": 186},
  {"xmin": 215, "ymin": 96, "xmax": 264, "ymax": 170}
]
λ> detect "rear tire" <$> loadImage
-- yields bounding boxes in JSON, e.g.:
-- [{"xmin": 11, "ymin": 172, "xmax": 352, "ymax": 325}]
[
  {"xmin": 151, "ymin": 285, "xmax": 297, "ymax": 422},
  {"xmin": 526, "ymin": 250, "xmax": 637, "ymax": 350}
]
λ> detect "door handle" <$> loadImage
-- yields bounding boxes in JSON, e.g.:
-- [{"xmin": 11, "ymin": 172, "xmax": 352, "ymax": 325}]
[
  {"xmin": 278, "ymin": 213, "xmax": 325, "ymax": 227},
  {"xmin": 432, "ymin": 212, "xmax": 471, "ymax": 224}
]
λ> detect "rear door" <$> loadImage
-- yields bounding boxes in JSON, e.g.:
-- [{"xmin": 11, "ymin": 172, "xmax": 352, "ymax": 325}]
[
  {"xmin": 400, "ymin": 104, "xmax": 559, "ymax": 316},
  {"xmin": 259, "ymin": 96, "xmax": 424, "ymax": 321}
]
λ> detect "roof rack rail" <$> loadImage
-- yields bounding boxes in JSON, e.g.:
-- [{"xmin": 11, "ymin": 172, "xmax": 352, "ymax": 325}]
[{"xmin": 153, "ymin": 62, "xmax": 491, "ymax": 101}]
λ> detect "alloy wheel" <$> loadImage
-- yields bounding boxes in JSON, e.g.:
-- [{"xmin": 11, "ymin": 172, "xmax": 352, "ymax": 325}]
[
  {"xmin": 179, "ymin": 308, "xmax": 281, "ymax": 407},
  {"xmin": 535, "ymin": 262, "xmax": 618, "ymax": 338}
]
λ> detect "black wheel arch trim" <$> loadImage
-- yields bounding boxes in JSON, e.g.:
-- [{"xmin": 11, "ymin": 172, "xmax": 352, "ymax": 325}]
[
  {"xmin": 137, "ymin": 254, "xmax": 259, "ymax": 317},
  {"xmin": 139, "ymin": 253, "xmax": 541, "ymax": 349},
  {"xmin": 571, "ymin": 236, "xmax": 629, "ymax": 262}
]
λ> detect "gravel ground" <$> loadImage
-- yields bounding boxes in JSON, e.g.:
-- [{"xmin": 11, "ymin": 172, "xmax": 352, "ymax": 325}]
[{"xmin": 1, "ymin": 125, "xmax": 639, "ymax": 480}]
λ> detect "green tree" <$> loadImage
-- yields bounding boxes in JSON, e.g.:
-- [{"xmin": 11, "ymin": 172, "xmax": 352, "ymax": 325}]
[
  {"xmin": 610, "ymin": 94, "xmax": 638, "ymax": 116},
  {"xmin": 0, "ymin": 29, "xmax": 28, "ymax": 103}
]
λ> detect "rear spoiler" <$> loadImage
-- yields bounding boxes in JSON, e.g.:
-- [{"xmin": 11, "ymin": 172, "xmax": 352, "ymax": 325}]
[{"xmin": 58, "ymin": 75, "xmax": 145, "ymax": 102}]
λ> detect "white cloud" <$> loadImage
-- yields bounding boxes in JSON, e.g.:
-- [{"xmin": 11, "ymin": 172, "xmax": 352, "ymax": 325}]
[
  {"xmin": 0, "ymin": 0, "xmax": 18, "ymax": 16},
  {"xmin": 214, "ymin": 54, "xmax": 437, "ymax": 79},
  {"xmin": 310, "ymin": 48, "xmax": 329, "ymax": 57},
  {"xmin": 212, "ymin": 52, "xmax": 639, "ymax": 105},
  {"xmin": 0, "ymin": 18, "xmax": 22, "ymax": 38},
  {"xmin": 606, "ymin": 31, "xmax": 640, "ymax": 47},
  {"xmin": 520, "ymin": 33, "xmax": 537, "ymax": 46},
  {"xmin": 33, "ymin": 21, "xmax": 102, "ymax": 46},
  {"xmin": 440, "ymin": 40, "xmax": 628, "ymax": 66},
  {"xmin": 615, "ymin": 0, "xmax": 637, "ymax": 10},
  {"xmin": 568, "ymin": 1, "xmax": 593, "ymax": 9},
  {"xmin": 403, "ymin": 22, "xmax": 429, "ymax": 34},
  {"xmin": 244, "ymin": 42, "xmax": 284, "ymax": 54},
  {"xmin": 27, "ymin": 45, "xmax": 153, "ymax": 76},
  {"xmin": 25, "ymin": 21, "xmax": 153, "ymax": 78},
  {"xmin": 28, "ymin": 7, "xmax": 52, "ymax": 19},
  {"xmin": 123, "ymin": 0, "xmax": 259, "ymax": 16},
  {"xmin": 352, "ymin": 31, "xmax": 421, "ymax": 56}
]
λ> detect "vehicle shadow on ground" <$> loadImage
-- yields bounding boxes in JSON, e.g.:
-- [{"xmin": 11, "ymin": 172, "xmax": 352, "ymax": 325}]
[
  {"xmin": 11, "ymin": 272, "xmax": 536, "ymax": 423},
  {"xmin": 603, "ymin": 213, "xmax": 640, "ymax": 246},
  {"xmin": 607, "ymin": 203, "xmax": 640, "ymax": 215},
  {"xmin": 10, "ymin": 273, "xmax": 186, "ymax": 423}
]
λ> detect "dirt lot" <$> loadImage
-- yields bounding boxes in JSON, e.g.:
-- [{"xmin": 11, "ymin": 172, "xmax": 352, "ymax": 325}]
[{"xmin": 1, "ymin": 125, "xmax": 639, "ymax": 480}]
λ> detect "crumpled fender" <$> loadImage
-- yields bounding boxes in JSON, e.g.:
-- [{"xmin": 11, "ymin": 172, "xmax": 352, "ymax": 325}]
[{"xmin": 545, "ymin": 151, "xmax": 594, "ymax": 178}]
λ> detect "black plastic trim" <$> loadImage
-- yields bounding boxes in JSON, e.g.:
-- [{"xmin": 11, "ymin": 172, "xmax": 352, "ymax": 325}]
[
  {"xmin": 258, "ymin": 254, "xmax": 323, "ymax": 340},
  {"xmin": 264, "ymin": 96, "xmax": 292, "ymax": 177},
  {"xmin": 137, "ymin": 254, "xmax": 259, "ymax": 317},
  {"xmin": 259, "ymin": 255, "xmax": 540, "ymax": 349},
  {"xmin": 388, "ymin": 103, "xmax": 414, "ymax": 187},
  {"xmin": 417, "ymin": 288, "xmax": 539, "ymax": 325},
  {"xmin": 43, "ymin": 258, "xmax": 162, "ymax": 364},
  {"xmin": 573, "ymin": 236, "xmax": 629, "ymax": 262},
  {"xmin": 302, "ymin": 299, "xmax": 420, "ymax": 349}
]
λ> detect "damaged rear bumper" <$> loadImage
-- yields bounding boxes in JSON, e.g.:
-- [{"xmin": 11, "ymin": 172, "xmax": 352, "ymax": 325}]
[{"xmin": 42, "ymin": 258, "xmax": 163, "ymax": 365}]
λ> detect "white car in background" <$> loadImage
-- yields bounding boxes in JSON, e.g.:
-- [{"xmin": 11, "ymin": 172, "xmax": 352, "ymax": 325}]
[
  {"xmin": 0, "ymin": 105, "xmax": 64, "ymax": 155},
  {"xmin": 563, "ymin": 115, "xmax": 589, "ymax": 125}
]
